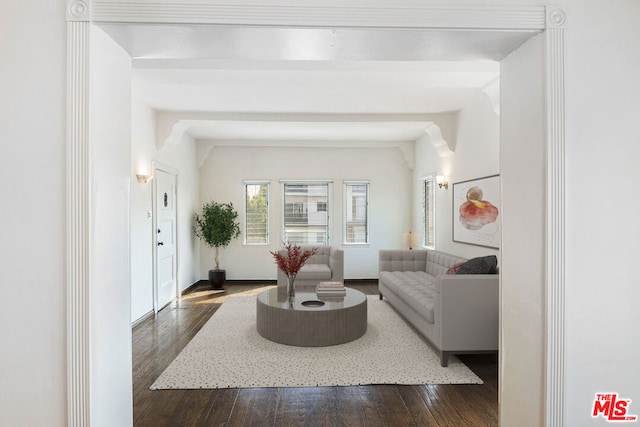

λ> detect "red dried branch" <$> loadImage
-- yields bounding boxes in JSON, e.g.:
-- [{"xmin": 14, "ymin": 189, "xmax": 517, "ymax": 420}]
[{"xmin": 270, "ymin": 242, "xmax": 319, "ymax": 278}]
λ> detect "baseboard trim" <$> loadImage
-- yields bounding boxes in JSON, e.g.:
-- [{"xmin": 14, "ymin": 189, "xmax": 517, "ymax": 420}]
[
  {"xmin": 345, "ymin": 278, "xmax": 379, "ymax": 284},
  {"xmin": 182, "ymin": 278, "xmax": 377, "ymax": 294},
  {"xmin": 131, "ymin": 310, "xmax": 154, "ymax": 328},
  {"xmin": 182, "ymin": 279, "xmax": 279, "ymax": 294}
]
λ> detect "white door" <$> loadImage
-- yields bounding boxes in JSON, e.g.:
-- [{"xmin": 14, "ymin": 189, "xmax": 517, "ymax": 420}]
[{"xmin": 154, "ymin": 169, "xmax": 177, "ymax": 312}]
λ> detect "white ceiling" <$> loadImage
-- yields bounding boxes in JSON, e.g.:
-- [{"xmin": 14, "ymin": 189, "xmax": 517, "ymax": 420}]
[
  {"xmin": 102, "ymin": 24, "xmax": 536, "ymax": 62},
  {"xmin": 133, "ymin": 60, "xmax": 499, "ymax": 114},
  {"xmin": 99, "ymin": 23, "xmax": 537, "ymax": 143}
]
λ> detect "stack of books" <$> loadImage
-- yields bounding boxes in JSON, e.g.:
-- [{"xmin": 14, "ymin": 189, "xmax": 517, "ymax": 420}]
[{"xmin": 316, "ymin": 281, "xmax": 346, "ymax": 299}]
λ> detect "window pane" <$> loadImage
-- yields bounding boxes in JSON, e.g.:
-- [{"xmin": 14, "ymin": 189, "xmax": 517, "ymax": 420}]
[
  {"xmin": 245, "ymin": 183, "xmax": 269, "ymax": 244},
  {"xmin": 344, "ymin": 183, "xmax": 368, "ymax": 244},
  {"xmin": 423, "ymin": 179, "xmax": 435, "ymax": 248},
  {"xmin": 283, "ymin": 183, "xmax": 329, "ymax": 244}
]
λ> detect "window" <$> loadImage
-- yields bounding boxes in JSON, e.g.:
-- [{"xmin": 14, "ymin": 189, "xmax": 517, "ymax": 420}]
[
  {"xmin": 423, "ymin": 176, "xmax": 435, "ymax": 249},
  {"xmin": 244, "ymin": 182, "xmax": 269, "ymax": 244},
  {"xmin": 344, "ymin": 181, "xmax": 369, "ymax": 244},
  {"xmin": 282, "ymin": 182, "xmax": 330, "ymax": 244}
]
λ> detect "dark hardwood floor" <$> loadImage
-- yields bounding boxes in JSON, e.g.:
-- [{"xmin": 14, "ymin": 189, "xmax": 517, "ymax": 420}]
[{"xmin": 133, "ymin": 281, "xmax": 498, "ymax": 426}]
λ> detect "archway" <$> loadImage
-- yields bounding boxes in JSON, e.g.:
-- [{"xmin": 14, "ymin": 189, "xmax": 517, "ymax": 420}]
[{"xmin": 65, "ymin": 2, "xmax": 566, "ymax": 425}]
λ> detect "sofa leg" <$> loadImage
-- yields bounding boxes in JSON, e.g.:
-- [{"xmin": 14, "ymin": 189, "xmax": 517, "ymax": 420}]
[
  {"xmin": 440, "ymin": 352, "xmax": 450, "ymax": 367},
  {"xmin": 379, "ymin": 292, "xmax": 383, "ymax": 300}
]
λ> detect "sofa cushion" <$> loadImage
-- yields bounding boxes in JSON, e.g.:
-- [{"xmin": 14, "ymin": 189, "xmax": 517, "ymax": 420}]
[
  {"xmin": 297, "ymin": 264, "xmax": 332, "ymax": 280},
  {"xmin": 426, "ymin": 250, "xmax": 468, "ymax": 276},
  {"xmin": 379, "ymin": 250, "xmax": 428, "ymax": 272},
  {"xmin": 446, "ymin": 263, "xmax": 464, "ymax": 274},
  {"xmin": 380, "ymin": 271, "xmax": 437, "ymax": 323},
  {"xmin": 456, "ymin": 255, "xmax": 498, "ymax": 274},
  {"xmin": 306, "ymin": 245, "xmax": 330, "ymax": 265}
]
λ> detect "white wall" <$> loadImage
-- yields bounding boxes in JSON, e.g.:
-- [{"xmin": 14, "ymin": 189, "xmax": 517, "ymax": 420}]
[
  {"xmin": 156, "ymin": 134, "xmax": 200, "ymax": 293},
  {"xmin": 500, "ymin": 33, "xmax": 545, "ymax": 426},
  {"xmin": 413, "ymin": 93, "xmax": 500, "ymax": 260},
  {"xmin": 89, "ymin": 26, "xmax": 133, "ymax": 427},
  {"xmin": 0, "ymin": 0, "xmax": 66, "ymax": 425},
  {"xmin": 130, "ymin": 101, "xmax": 155, "ymax": 321},
  {"xmin": 130, "ymin": 94, "xmax": 200, "ymax": 322},
  {"xmin": 561, "ymin": 1, "xmax": 640, "ymax": 425},
  {"xmin": 198, "ymin": 145, "xmax": 412, "ymax": 279}
]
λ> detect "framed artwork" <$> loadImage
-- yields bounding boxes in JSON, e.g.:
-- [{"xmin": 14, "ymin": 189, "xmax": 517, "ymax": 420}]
[{"xmin": 452, "ymin": 174, "xmax": 501, "ymax": 249}]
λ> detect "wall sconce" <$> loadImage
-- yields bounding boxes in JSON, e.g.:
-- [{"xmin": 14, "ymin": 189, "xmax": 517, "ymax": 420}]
[
  {"xmin": 136, "ymin": 174, "xmax": 153, "ymax": 184},
  {"xmin": 436, "ymin": 175, "xmax": 449, "ymax": 189},
  {"xmin": 402, "ymin": 231, "xmax": 418, "ymax": 250}
]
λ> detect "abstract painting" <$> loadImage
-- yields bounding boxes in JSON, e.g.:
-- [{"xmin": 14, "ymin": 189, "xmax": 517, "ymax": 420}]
[{"xmin": 452, "ymin": 175, "xmax": 501, "ymax": 249}]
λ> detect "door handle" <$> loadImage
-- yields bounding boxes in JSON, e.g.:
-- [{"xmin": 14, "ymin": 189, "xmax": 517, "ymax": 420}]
[{"xmin": 157, "ymin": 242, "xmax": 164, "ymax": 246}]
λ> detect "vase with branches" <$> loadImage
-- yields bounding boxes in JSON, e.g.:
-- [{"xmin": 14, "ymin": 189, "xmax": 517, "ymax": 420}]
[
  {"xmin": 193, "ymin": 201, "xmax": 241, "ymax": 289},
  {"xmin": 270, "ymin": 242, "xmax": 318, "ymax": 303}
]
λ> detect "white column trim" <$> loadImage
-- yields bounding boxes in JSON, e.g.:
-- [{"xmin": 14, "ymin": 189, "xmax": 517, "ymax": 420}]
[
  {"xmin": 545, "ymin": 7, "xmax": 567, "ymax": 426},
  {"xmin": 91, "ymin": 2, "xmax": 546, "ymax": 29},
  {"xmin": 67, "ymin": 0, "xmax": 91, "ymax": 21},
  {"xmin": 66, "ymin": 19, "xmax": 91, "ymax": 427}
]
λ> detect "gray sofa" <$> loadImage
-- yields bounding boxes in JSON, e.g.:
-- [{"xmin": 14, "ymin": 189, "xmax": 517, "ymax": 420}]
[
  {"xmin": 378, "ymin": 249, "xmax": 498, "ymax": 366},
  {"xmin": 277, "ymin": 246, "xmax": 344, "ymax": 292}
]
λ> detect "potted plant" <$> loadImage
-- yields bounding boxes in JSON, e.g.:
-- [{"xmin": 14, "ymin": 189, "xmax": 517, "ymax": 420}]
[{"xmin": 193, "ymin": 201, "xmax": 241, "ymax": 290}]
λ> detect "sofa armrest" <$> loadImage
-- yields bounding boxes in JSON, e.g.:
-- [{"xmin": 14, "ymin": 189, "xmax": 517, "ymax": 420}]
[
  {"xmin": 435, "ymin": 274, "xmax": 499, "ymax": 352},
  {"xmin": 329, "ymin": 248, "xmax": 344, "ymax": 282}
]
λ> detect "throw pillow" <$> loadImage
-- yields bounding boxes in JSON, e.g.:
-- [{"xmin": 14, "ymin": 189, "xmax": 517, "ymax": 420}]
[
  {"xmin": 446, "ymin": 263, "xmax": 464, "ymax": 275},
  {"xmin": 456, "ymin": 255, "xmax": 498, "ymax": 274}
]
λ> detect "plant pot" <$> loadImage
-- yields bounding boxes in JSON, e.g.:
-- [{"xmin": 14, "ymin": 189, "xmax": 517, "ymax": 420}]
[{"xmin": 208, "ymin": 269, "xmax": 226, "ymax": 290}]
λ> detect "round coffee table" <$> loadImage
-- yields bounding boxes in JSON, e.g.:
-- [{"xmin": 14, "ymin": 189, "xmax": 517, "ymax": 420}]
[{"xmin": 256, "ymin": 287, "xmax": 367, "ymax": 347}]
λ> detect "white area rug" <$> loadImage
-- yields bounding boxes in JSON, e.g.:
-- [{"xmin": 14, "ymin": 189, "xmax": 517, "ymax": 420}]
[{"xmin": 151, "ymin": 295, "xmax": 482, "ymax": 389}]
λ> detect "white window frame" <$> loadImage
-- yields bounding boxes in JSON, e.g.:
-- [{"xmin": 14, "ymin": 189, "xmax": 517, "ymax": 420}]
[
  {"xmin": 422, "ymin": 175, "xmax": 436, "ymax": 249},
  {"xmin": 343, "ymin": 181, "xmax": 370, "ymax": 245},
  {"xmin": 243, "ymin": 180, "xmax": 270, "ymax": 245},
  {"xmin": 280, "ymin": 179, "xmax": 332, "ymax": 245}
]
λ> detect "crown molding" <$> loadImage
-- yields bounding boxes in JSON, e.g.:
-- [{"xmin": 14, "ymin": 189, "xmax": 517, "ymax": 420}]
[
  {"xmin": 482, "ymin": 76, "xmax": 501, "ymax": 116},
  {"xmin": 155, "ymin": 111, "xmax": 450, "ymax": 162},
  {"xmin": 423, "ymin": 122, "xmax": 453, "ymax": 157}
]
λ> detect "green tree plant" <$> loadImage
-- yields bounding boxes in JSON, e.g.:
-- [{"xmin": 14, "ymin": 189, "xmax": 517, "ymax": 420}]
[
  {"xmin": 193, "ymin": 201, "xmax": 241, "ymax": 271},
  {"xmin": 246, "ymin": 185, "xmax": 268, "ymax": 243}
]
